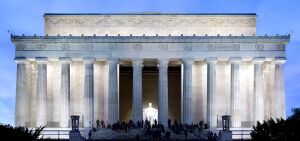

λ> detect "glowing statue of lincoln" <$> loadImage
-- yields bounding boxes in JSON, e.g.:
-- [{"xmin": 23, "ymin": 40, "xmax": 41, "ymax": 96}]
[{"xmin": 143, "ymin": 103, "xmax": 158, "ymax": 125}]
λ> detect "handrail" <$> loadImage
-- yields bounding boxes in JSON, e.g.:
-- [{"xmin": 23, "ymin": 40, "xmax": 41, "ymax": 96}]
[
  {"xmin": 40, "ymin": 130, "xmax": 70, "ymax": 140},
  {"xmin": 231, "ymin": 130, "xmax": 252, "ymax": 140}
]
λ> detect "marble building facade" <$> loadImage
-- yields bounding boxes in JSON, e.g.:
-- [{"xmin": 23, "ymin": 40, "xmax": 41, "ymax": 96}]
[{"xmin": 12, "ymin": 13, "xmax": 289, "ymax": 128}]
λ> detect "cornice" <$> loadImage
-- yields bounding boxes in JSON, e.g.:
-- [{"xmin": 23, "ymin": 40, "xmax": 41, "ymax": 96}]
[{"xmin": 11, "ymin": 35, "xmax": 290, "ymax": 44}]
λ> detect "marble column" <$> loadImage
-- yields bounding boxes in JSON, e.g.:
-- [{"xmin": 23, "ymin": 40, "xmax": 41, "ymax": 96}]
[
  {"xmin": 60, "ymin": 57, "xmax": 71, "ymax": 128},
  {"xmin": 274, "ymin": 57, "xmax": 286, "ymax": 119},
  {"xmin": 230, "ymin": 57, "xmax": 242, "ymax": 127},
  {"xmin": 132, "ymin": 59, "xmax": 143, "ymax": 122},
  {"xmin": 15, "ymin": 57, "xmax": 28, "ymax": 127},
  {"xmin": 108, "ymin": 59, "xmax": 119, "ymax": 123},
  {"xmin": 158, "ymin": 59, "xmax": 169, "ymax": 126},
  {"xmin": 182, "ymin": 59, "xmax": 193, "ymax": 124},
  {"xmin": 253, "ymin": 57, "xmax": 265, "ymax": 123},
  {"xmin": 36, "ymin": 57, "xmax": 48, "ymax": 127},
  {"xmin": 206, "ymin": 57, "xmax": 217, "ymax": 128},
  {"xmin": 83, "ymin": 57, "xmax": 95, "ymax": 128}
]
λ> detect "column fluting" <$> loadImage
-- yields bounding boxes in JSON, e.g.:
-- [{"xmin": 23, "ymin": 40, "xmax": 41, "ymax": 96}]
[
  {"xmin": 108, "ymin": 59, "xmax": 119, "ymax": 124},
  {"xmin": 182, "ymin": 59, "xmax": 193, "ymax": 124},
  {"xmin": 132, "ymin": 59, "xmax": 143, "ymax": 122},
  {"xmin": 83, "ymin": 57, "xmax": 95, "ymax": 128},
  {"xmin": 36, "ymin": 57, "xmax": 48, "ymax": 127},
  {"xmin": 274, "ymin": 57, "xmax": 286, "ymax": 119},
  {"xmin": 206, "ymin": 57, "xmax": 217, "ymax": 128},
  {"xmin": 60, "ymin": 57, "xmax": 71, "ymax": 127},
  {"xmin": 15, "ymin": 57, "xmax": 28, "ymax": 127},
  {"xmin": 229, "ymin": 57, "xmax": 242, "ymax": 127},
  {"xmin": 253, "ymin": 57, "xmax": 265, "ymax": 123},
  {"xmin": 158, "ymin": 59, "xmax": 169, "ymax": 126}
]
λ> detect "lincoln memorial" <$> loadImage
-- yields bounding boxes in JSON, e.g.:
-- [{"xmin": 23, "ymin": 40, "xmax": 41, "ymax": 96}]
[{"xmin": 12, "ymin": 13, "xmax": 289, "ymax": 129}]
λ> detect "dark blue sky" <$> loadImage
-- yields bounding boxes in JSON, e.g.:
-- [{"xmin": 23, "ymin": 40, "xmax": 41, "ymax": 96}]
[{"xmin": 0, "ymin": 0, "xmax": 299, "ymax": 125}]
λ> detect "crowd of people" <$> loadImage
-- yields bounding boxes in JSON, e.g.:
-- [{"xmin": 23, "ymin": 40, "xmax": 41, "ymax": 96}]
[{"xmin": 88, "ymin": 118, "xmax": 217, "ymax": 140}]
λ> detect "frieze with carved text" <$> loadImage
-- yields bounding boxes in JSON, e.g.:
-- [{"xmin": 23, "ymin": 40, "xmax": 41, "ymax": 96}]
[{"xmin": 45, "ymin": 17, "xmax": 256, "ymax": 27}]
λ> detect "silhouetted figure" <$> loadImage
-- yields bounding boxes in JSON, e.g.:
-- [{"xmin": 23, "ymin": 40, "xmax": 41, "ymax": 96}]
[
  {"xmin": 168, "ymin": 119, "xmax": 171, "ymax": 128},
  {"xmin": 213, "ymin": 133, "xmax": 218, "ymax": 141},
  {"xmin": 208, "ymin": 131, "xmax": 213, "ymax": 141},
  {"xmin": 204, "ymin": 123, "xmax": 209, "ymax": 129},
  {"xmin": 184, "ymin": 129, "xmax": 188, "ymax": 140},
  {"xmin": 145, "ymin": 119, "xmax": 150, "ymax": 128},
  {"xmin": 154, "ymin": 119, "xmax": 158, "ymax": 127},
  {"xmin": 199, "ymin": 120, "xmax": 204, "ymax": 129},
  {"xmin": 88, "ymin": 129, "xmax": 92, "ymax": 141},
  {"xmin": 100, "ymin": 119, "xmax": 105, "ymax": 128},
  {"xmin": 136, "ymin": 120, "xmax": 141, "ymax": 128},
  {"xmin": 174, "ymin": 119, "xmax": 178, "ymax": 127},
  {"xmin": 96, "ymin": 119, "xmax": 100, "ymax": 128},
  {"xmin": 129, "ymin": 118, "xmax": 133, "ymax": 127},
  {"xmin": 125, "ymin": 122, "xmax": 128, "ymax": 133},
  {"xmin": 218, "ymin": 131, "xmax": 222, "ymax": 139}
]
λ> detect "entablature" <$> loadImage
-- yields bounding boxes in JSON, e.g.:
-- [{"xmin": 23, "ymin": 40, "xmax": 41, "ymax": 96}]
[
  {"xmin": 11, "ymin": 35, "xmax": 289, "ymax": 61},
  {"xmin": 11, "ymin": 35, "xmax": 289, "ymax": 43}
]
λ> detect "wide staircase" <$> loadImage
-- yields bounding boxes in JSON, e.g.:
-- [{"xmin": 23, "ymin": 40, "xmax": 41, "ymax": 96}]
[{"xmin": 91, "ymin": 127, "xmax": 209, "ymax": 140}]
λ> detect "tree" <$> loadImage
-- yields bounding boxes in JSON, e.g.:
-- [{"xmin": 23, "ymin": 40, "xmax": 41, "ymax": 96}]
[
  {"xmin": 251, "ymin": 108, "xmax": 300, "ymax": 141},
  {"xmin": 0, "ymin": 123, "xmax": 50, "ymax": 141}
]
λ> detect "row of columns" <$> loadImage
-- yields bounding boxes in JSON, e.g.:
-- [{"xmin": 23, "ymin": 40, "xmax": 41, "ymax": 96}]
[{"xmin": 15, "ymin": 57, "xmax": 286, "ymax": 128}]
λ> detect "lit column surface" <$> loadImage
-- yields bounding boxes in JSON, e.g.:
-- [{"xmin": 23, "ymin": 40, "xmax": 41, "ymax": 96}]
[
  {"xmin": 108, "ymin": 59, "xmax": 119, "ymax": 124},
  {"xmin": 132, "ymin": 59, "xmax": 143, "ymax": 122},
  {"xmin": 206, "ymin": 57, "xmax": 217, "ymax": 128},
  {"xmin": 274, "ymin": 57, "xmax": 286, "ymax": 119},
  {"xmin": 15, "ymin": 57, "xmax": 28, "ymax": 126},
  {"xmin": 253, "ymin": 57, "xmax": 265, "ymax": 123},
  {"xmin": 83, "ymin": 57, "xmax": 95, "ymax": 128},
  {"xmin": 60, "ymin": 57, "xmax": 71, "ymax": 128},
  {"xmin": 158, "ymin": 59, "xmax": 169, "ymax": 126},
  {"xmin": 230, "ymin": 57, "xmax": 241, "ymax": 127},
  {"xmin": 182, "ymin": 59, "xmax": 193, "ymax": 124},
  {"xmin": 36, "ymin": 57, "xmax": 48, "ymax": 127}
]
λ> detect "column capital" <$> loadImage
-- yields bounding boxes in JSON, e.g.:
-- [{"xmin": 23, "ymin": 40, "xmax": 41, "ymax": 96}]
[
  {"xmin": 206, "ymin": 57, "xmax": 218, "ymax": 64},
  {"xmin": 182, "ymin": 58, "xmax": 194, "ymax": 65},
  {"xmin": 35, "ymin": 57, "xmax": 48, "ymax": 64},
  {"xmin": 15, "ymin": 57, "xmax": 27, "ymax": 64},
  {"xmin": 59, "ymin": 57, "xmax": 72, "ymax": 64},
  {"xmin": 132, "ymin": 59, "xmax": 144, "ymax": 66},
  {"xmin": 229, "ymin": 57, "xmax": 242, "ymax": 64},
  {"xmin": 252, "ymin": 57, "xmax": 265, "ymax": 64},
  {"xmin": 158, "ymin": 59, "xmax": 169, "ymax": 65},
  {"xmin": 83, "ymin": 57, "xmax": 95, "ymax": 64},
  {"xmin": 273, "ymin": 57, "xmax": 286, "ymax": 64},
  {"xmin": 107, "ymin": 58, "xmax": 119, "ymax": 63}
]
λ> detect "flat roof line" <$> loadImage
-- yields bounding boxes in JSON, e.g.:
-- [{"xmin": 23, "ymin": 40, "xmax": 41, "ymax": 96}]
[{"xmin": 44, "ymin": 13, "xmax": 257, "ymax": 16}]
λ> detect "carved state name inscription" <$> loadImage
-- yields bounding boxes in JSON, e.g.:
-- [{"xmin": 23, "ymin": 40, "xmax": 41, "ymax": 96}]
[{"xmin": 45, "ymin": 16, "xmax": 256, "ymax": 27}]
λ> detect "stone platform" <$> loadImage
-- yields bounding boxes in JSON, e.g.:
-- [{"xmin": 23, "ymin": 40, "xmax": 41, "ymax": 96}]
[{"xmin": 90, "ymin": 128, "xmax": 209, "ymax": 140}]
